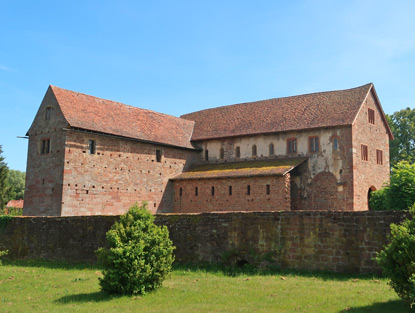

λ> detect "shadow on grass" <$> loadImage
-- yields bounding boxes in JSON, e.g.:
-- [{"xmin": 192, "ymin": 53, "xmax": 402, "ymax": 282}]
[
  {"xmin": 172, "ymin": 263, "xmax": 385, "ymax": 281},
  {"xmin": 55, "ymin": 291, "xmax": 119, "ymax": 304},
  {"xmin": 339, "ymin": 299, "xmax": 411, "ymax": 313},
  {"xmin": 3, "ymin": 259, "xmax": 100, "ymax": 270}
]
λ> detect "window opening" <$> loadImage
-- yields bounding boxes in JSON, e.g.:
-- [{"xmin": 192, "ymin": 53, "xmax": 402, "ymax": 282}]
[
  {"xmin": 211, "ymin": 186, "xmax": 215, "ymax": 196},
  {"xmin": 235, "ymin": 146, "xmax": 241, "ymax": 158},
  {"xmin": 45, "ymin": 107, "xmax": 51, "ymax": 120},
  {"xmin": 361, "ymin": 144, "xmax": 368, "ymax": 161},
  {"xmin": 195, "ymin": 187, "xmax": 198, "ymax": 196},
  {"xmin": 179, "ymin": 188, "xmax": 183, "ymax": 197},
  {"xmin": 229, "ymin": 186, "xmax": 232, "ymax": 195},
  {"xmin": 309, "ymin": 137, "xmax": 319, "ymax": 153},
  {"xmin": 376, "ymin": 149, "xmax": 383, "ymax": 165},
  {"xmin": 89, "ymin": 140, "xmax": 96, "ymax": 154},
  {"xmin": 247, "ymin": 185, "xmax": 251, "ymax": 195},
  {"xmin": 269, "ymin": 143, "xmax": 274, "ymax": 156},
  {"xmin": 252, "ymin": 145, "xmax": 257, "ymax": 157},
  {"xmin": 287, "ymin": 138, "xmax": 297, "ymax": 153},
  {"xmin": 41, "ymin": 139, "xmax": 50, "ymax": 154},
  {"xmin": 220, "ymin": 147, "xmax": 224, "ymax": 159},
  {"xmin": 368, "ymin": 109, "xmax": 375, "ymax": 124},
  {"xmin": 333, "ymin": 138, "xmax": 338, "ymax": 151},
  {"xmin": 205, "ymin": 149, "xmax": 209, "ymax": 160},
  {"xmin": 156, "ymin": 149, "xmax": 162, "ymax": 162},
  {"xmin": 266, "ymin": 184, "xmax": 270, "ymax": 195}
]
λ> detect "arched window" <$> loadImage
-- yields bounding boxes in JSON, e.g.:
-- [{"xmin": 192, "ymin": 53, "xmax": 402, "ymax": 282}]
[
  {"xmin": 205, "ymin": 149, "xmax": 209, "ymax": 160},
  {"xmin": 220, "ymin": 147, "xmax": 224, "ymax": 159},
  {"xmin": 269, "ymin": 143, "xmax": 274, "ymax": 156},
  {"xmin": 235, "ymin": 146, "xmax": 240, "ymax": 158},
  {"xmin": 252, "ymin": 145, "xmax": 257, "ymax": 157},
  {"xmin": 333, "ymin": 138, "xmax": 338, "ymax": 151}
]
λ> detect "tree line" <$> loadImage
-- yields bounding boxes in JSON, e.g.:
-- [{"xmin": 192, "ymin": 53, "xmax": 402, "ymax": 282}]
[{"xmin": 0, "ymin": 145, "xmax": 25, "ymax": 210}]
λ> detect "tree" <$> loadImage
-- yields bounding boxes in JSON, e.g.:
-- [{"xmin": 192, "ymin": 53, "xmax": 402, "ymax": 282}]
[
  {"xmin": 0, "ymin": 146, "xmax": 9, "ymax": 211},
  {"xmin": 370, "ymin": 161, "xmax": 415, "ymax": 210},
  {"xmin": 6, "ymin": 170, "xmax": 25, "ymax": 201},
  {"xmin": 387, "ymin": 108, "xmax": 415, "ymax": 168},
  {"xmin": 96, "ymin": 203, "xmax": 175, "ymax": 295}
]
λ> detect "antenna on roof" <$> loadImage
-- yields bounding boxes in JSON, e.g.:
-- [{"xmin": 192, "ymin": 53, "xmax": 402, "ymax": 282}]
[{"xmin": 17, "ymin": 136, "xmax": 29, "ymax": 139}]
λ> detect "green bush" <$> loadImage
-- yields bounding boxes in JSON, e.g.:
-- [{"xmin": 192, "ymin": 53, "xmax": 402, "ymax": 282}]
[
  {"xmin": 370, "ymin": 161, "xmax": 415, "ymax": 210},
  {"xmin": 0, "ymin": 250, "xmax": 8, "ymax": 265},
  {"xmin": 96, "ymin": 203, "xmax": 175, "ymax": 295},
  {"xmin": 376, "ymin": 204, "xmax": 415, "ymax": 306}
]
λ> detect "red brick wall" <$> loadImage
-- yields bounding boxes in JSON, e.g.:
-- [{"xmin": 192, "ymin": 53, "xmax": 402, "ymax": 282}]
[
  {"xmin": 24, "ymin": 88, "xmax": 67, "ymax": 216},
  {"xmin": 352, "ymin": 90, "xmax": 390, "ymax": 210},
  {"xmin": 61, "ymin": 131, "xmax": 199, "ymax": 216},
  {"xmin": 173, "ymin": 174, "xmax": 291, "ymax": 213}
]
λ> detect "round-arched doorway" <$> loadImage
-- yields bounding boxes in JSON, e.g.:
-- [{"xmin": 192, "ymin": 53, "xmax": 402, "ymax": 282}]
[{"xmin": 368, "ymin": 186, "xmax": 376, "ymax": 210}]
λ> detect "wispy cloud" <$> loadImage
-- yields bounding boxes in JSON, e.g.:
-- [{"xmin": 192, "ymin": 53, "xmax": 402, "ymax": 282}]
[{"xmin": 0, "ymin": 65, "xmax": 12, "ymax": 72}]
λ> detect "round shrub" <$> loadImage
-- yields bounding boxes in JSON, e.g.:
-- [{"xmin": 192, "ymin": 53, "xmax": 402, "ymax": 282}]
[
  {"xmin": 376, "ymin": 204, "xmax": 415, "ymax": 306},
  {"xmin": 96, "ymin": 203, "xmax": 175, "ymax": 295}
]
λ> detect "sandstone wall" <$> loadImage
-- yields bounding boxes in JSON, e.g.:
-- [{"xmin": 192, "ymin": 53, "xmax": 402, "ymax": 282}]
[{"xmin": 0, "ymin": 211, "xmax": 407, "ymax": 274}]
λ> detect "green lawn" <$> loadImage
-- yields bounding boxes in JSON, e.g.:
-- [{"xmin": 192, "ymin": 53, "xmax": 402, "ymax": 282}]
[{"xmin": 0, "ymin": 260, "xmax": 410, "ymax": 313}]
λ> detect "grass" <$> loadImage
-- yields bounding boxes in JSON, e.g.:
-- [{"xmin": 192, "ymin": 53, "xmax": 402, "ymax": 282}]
[{"xmin": 0, "ymin": 260, "xmax": 411, "ymax": 313}]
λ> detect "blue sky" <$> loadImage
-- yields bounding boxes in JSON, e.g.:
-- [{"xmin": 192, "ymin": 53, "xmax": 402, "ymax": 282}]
[{"xmin": 1, "ymin": 0, "xmax": 414, "ymax": 172}]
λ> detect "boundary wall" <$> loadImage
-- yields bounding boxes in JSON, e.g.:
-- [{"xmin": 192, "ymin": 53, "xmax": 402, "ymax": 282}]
[{"xmin": 0, "ymin": 211, "xmax": 408, "ymax": 274}]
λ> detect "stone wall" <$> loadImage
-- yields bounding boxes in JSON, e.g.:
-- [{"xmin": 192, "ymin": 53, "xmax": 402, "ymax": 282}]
[{"xmin": 0, "ymin": 211, "xmax": 408, "ymax": 273}]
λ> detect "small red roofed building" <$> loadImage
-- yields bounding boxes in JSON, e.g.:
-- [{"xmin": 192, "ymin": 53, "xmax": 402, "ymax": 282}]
[
  {"xmin": 6, "ymin": 199, "xmax": 24, "ymax": 209},
  {"xmin": 23, "ymin": 83, "xmax": 393, "ymax": 216}
]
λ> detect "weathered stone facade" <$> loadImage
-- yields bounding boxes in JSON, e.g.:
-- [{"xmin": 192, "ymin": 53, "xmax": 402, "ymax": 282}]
[{"xmin": 24, "ymin": 83, "xmax": 392, "ymax": 215}]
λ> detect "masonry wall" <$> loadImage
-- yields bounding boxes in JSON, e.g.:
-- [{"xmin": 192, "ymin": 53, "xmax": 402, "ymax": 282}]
[
  {"xmin": 352, "ymin": 90, "xmax": 390, "ymax": 211},
  {"xmin": 60, "ymin": 131, "xmax": 200, "ymax": 215},
  {"xmin": 197, "ymin": 126, "xmax": 355, "ymax": 211},
  {"xmin": 173, "ymin": 174, "xmax": 291, "ymax": 213},
  {"xmin": 24, "ymin": 88, "xmax": 68, "ymax": 216},
  {"xmin": 0, "ymin": 211, "xmax": 408, "ymax": 274}
]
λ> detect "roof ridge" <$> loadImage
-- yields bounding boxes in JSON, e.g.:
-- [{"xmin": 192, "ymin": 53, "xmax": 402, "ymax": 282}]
[{"xmin": 181, "ymin": 83, "xmax": 373, "ymax": 118}]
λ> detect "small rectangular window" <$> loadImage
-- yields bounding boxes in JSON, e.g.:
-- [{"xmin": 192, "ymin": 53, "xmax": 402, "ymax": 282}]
[
  {"xmin": 229, "ymin": 186, "xmax": 232, "ymax": 195},
  {"xmin": 368, "ymin": 109, "xmax": 375, "ymax": 124},
  {"xmin": 45, "ymin": 107, "xmax": 51, "ymax": 120},
  {"xmin": 195, "ymin": 187, "xmax": 198, "ymax": 196},
  {"xmin": 156, "ymin": 149, "xmax": 162, "ymax": 162},
  {"xmin": 361, "ymin": 144, "xmax": 368, "ymax": 161},
  {"xmin": 41, "ymin": 139, "xmax": 50, "ymax": 154},
  {"xmin": 333, "ymin": 138, "xmax": 338, "ymax": 151},
  {"xmin": 309, "ymin": 137, "xmax": 319, "ymax": 153},
  {"xmin": 287, "ymin": 138, "xmax": 297, "ymax": 153},
  {"xmin": 266, "ymin": 184, "xmax": 270, "ymax": 195},
  {"xmin": 247, "ymin": 185, "xmax": 251, "ymax": 195},
  {"xmin": 89, "ymin": 140, "xmax": 96, "ymax": 154},
  {"xmin": 376, "ymin": 149, "xmax": 383, "ymax": 165},
  {"xmin": 179, "ymin": 187, "xmax": 183, "ymax": 197},
  {"xmin": 211, "ymin": 186, "xmax": 215, "ymax": 196}
]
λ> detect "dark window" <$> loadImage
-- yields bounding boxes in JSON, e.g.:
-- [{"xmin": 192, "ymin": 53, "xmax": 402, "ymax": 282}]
[
  {"xmin": 205, "ymin": 149, "xmax": 209, "ymax": 160},
  {"xmin": 211, "ymin": 186, "xmax": 215, "ymax": 196},
  {"xmin": 235, "ymin": 146, "xmax": 241, "ymax": 158},
  {"xmin": 368, "ymin": 109, "xmax": 375, "ymax": 124},
  {"xmin": 266, "ymin": 184, "xmax": 270, "ymax": 195},
  {"xmin": 376, "ymin": 149, "xmax": 383, "ymax": 165},
  {"xmin": 252, "ymin": 145, "xmax": 257, "ymax": 157},
  {"xmin": 333, "ymin": 138, "xmax": 338, "ymax": 151},
  {"xmin": 41, "ymin": 139, "xmax": 50, "ymax": 154},
  {"xmin": 309, "ymin": 137, "xmax": 319, "ymax": 153},
  {"xmin": 361, "ymin": 144, "xmax": 368, "ymax": 161},
  {"xmin": 229, "ymin": 186, "xmax": 232, "ymax": 195},
  {"xmin": 89, "ymin": 140, "xmax": 96, "ymax": 154},
  {"xmin": 220, "ymin": 148, "xmax": 224, "ymax": 159},
  {"xmin": 287, "ymin": 138, "xmax": 297, "ymax": 153},
  {"xmin": 45, "ymin": 107, "xmax": 51, "ymax": 120},
  {"xmin": 156, "ymin": 149, "xmax": 162, "ymax": 162},
  {"xmin": 269, "ymin": 143, "xmax": 274, "ymax": 156},
  {"xmin": 247, "ymin": 185, "xmax": 251, "ymax": 195},
  {"xmin": 179, "ymin": 188, "xmax": 183, "ymax": 197},
  {"xmin": 195, "ymin": 187, "xmax": 198, "ymax": 196}
]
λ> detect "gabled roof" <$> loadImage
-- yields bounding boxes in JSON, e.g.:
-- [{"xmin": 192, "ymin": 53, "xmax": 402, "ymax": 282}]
[
  {"xmin": 50, "ymin": 86, "xmax": 197, "ymax": 150},
  {"xmin": 172, "ymin": 157, "xmax": 307, "ymax": 180},
  {"xmin": 6, "ymin": 199, "xmax": 24, "ymax": 209},
  {"xmin": 181, "ymin": 83, "xmax": 393, "ymax": 141}
]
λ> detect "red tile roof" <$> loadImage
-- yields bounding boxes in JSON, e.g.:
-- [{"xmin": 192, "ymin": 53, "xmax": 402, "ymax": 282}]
[
  {"xmin": 50, "ymin": 86, "xmax": 196, "ymax": 150},
  {"xmin": 172, "ymin": 158, "xmax": 307, "ymax": 180},
  {"xmin": 181, "ymin": 83, "xmax": 393, "ymax": 141},
  {"xmin": 6, "ymin": 199, "xmax": 24, "ymax": 209}
]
